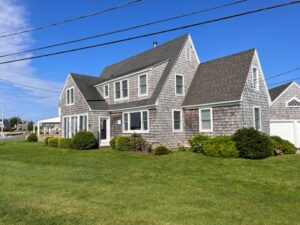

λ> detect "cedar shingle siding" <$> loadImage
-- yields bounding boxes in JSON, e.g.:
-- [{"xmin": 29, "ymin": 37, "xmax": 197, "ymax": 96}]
[{"xmin": 60, "ymin": 34, "xmax": 271, "ymax": 147}]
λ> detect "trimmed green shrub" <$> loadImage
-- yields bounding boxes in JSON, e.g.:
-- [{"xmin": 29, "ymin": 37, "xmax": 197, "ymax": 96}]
[
  {"xmin": 154, "ymin": 145, "xmax": 170, "ymax": 155},
  {"xmin": 72, "ymin": 131, "xmax": 97, "ymax": 150},
  {"xmin": 189, "ymin": 133, "xmax": 210, "ymax": 153},
  {"xmin": 202, "ymin": 135, "xmax": 239, "ymax": 158},
  {"xmin": 27, "ymin": 133, "xmax": 38, "ymax": 142},
  {"xmin": 130, "ymin": 133, "xmax": 152, "ymax": 152},
  {"xmin": 58, "ymin": 138, "xmax": 73, "ymax": 149},
  {"xmin": 115, "ymin": 136, "xmax": 132, "ymax": 151},
  {"xmin": 48, "ymin": 137, "xmax": 60, "ymax": 147},
  {"xmin": 110, "ymin": 136, "xmax": 118, "ymax": 150},
  {"xmin": 269, "ymin": 136, "xmax": 297, "ymax": 155},
  {"xmin": 44, "ymin": 136, "xmax": 52, "ymax": 145},
  {"xmin": 232, "ymin": 128, "xmax": 273, "ymax": 159}
]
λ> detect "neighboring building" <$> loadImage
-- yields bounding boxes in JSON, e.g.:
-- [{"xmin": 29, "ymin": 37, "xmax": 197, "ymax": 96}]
[
  {"xmin": 269, "ymin": 82, "xmax": 300, "ymax": 147},
  {"xmin": 59, "ymin": 34, "xmax": 270, "ymax": 147},
  {"xmin": 36, "ymin": 117, "xmax": 61, "ymax": 138}
]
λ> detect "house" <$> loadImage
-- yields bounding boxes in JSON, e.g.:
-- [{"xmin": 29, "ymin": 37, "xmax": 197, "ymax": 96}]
[
  {"xmin": 59, "ymin": 34, "xmax": 270, "ymax": 147},
  {"xmin": 36, "ymin": 116, "xmax": 61, "ymax": 138},
  {"xmin": 269, "ymin": 82, "xmax": 300, "ymax": 147}
]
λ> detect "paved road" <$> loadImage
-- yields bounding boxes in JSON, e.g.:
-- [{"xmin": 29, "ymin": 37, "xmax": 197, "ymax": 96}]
[{"xmin": 0, "ymin": 135, "xmax": 26, "ymax": 141}]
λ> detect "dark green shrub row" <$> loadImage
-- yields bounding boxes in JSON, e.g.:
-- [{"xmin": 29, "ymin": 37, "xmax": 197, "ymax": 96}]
[
  {"xmin": 269, "ymin": 136, "xmax": 297, "ymax": 155},
  {"xmin": 110, "ymin": 133, "xmax": 152, "ymax": 152},
  {"xmin": 58, "ymin": 138, "xmax": 73, "ymax": 148},
  {"xmin": 27, "ymin": 133, "xmax": 38, "ymax": 142},
  {"xmin": 154, "ymin": 145, "xmax": 170, "ymax": 155},
  {"xmin": 48, "ymin": 137, "xmax": 59, "ymax": 147}
]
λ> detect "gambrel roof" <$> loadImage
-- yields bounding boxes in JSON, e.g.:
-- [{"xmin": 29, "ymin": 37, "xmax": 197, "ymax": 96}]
[{"xmin": 183, "ymin": 49, "xmax": 255, "ymax": 106}]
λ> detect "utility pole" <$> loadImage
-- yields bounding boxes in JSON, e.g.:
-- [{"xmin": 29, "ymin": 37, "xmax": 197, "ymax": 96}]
[{"xmin": 0, "ymin": 109, "xmax": 4, "ymax": 137}]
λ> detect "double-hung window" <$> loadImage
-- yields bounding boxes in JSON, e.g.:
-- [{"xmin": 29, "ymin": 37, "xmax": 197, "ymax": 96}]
[
  {"xmin": 123, "ymin": 111, "xmax": 148, "ymax": 132},
  {"xmin": 139, "ymin": 74, "xmax": 148, "ymax": 96},
  {"xmin": 66, "ymin": 87, "xmax": 74, "ymax": 105},
  {"xmin": 175, "ymin": 75, "xmax": 184, "ymax": 95},
  {"xmin": 252, "ymin": 67, "xmax": 259, "ymax": 91},
  {"xmin": 253, "ymin": 107, "xmax": 261, "ymax": 130},
  {"xmin": 199, "ymin": 108, "xmax": 213, "ymax": 132},
  {"xmin": 115, "ymin": 79, "xmax": 128, "ymax": 100},
  {"xmin": 103, "ymin": 84, "xmax": 109, "ymax": 98},
  {"xmin": 79, "ymin": 115, "xmax": 88, "ymax": 131},
  {"xmin": 173, "ymin": 110, "xmax": 182, "ymax": 131}
]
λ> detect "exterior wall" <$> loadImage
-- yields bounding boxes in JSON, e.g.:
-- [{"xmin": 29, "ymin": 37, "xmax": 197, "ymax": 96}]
[
  {"xmin": 95, "ymin": 61, "xmax": 168, "ymax": 105},
  {"xmin": 270, "ymin": 83, "xmax": 300, "ymax": 120},
  {"xmin": 241, "ymin": 53, "xmax": 270, "ymax": 134},
  {"xmin": 88, "ymin": 111, "xmax": 110, "ymax": 140}
]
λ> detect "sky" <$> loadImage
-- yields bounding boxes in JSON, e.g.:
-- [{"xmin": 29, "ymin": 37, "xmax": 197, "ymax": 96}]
[{"xmin": 0, "ymin": 0, "xmax": 299, "ymax": 121}]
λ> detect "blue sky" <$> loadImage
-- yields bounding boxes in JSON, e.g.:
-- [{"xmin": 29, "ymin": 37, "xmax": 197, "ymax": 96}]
[{"xmin": 0, "ymin": 0, "xmax": 299, "ymax": 121}]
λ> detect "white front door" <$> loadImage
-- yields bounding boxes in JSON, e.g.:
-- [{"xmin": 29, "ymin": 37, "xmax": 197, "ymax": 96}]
[{"xmin": 99, "ymin": 117, "xmax": 110, "ymax": 146}]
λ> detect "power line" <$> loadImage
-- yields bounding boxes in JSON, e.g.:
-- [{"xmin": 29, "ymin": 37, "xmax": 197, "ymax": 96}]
[
  {"xmin": 0, "ymin": 0, "xmax": 149, "ymax": 39},
  {"xmin": 268, "ymin": 76, "xmax": 300, "ymax": 86},
  {"xmin": 0, "ymin": 0, "xmax": 247, "ymax": 58},
  {"xmin": 1, "ymin": 0, "xmax": 299, "ymax": 65},
  {"xmin": 265, "ymin": 67, "xmax": 300, "ymax": 80},
  {"xmin": 0, "ymin": 78, "xmax": 60, "ymax": 93}
]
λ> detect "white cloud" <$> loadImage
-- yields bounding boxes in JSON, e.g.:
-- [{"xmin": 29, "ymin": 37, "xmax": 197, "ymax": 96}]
[{"xmin": 0, "ymin": 0, "xmax": 63, "ymax": 121}]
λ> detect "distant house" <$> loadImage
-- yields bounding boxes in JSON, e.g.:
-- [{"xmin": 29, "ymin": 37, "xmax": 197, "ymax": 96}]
[
  {"xmin": 59, "ymin": 34, "xmax": 270, "ymax": 147},
  {"xmin": 269, "ymin": 82, "xmax": 300, "ymax": 147}
]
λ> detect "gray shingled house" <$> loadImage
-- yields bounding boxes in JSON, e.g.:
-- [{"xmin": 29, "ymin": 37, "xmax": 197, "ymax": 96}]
[
  {"xmin": 59, "ymin": 34, "xmax": 270, "ymax": 147},
  {"xmin": 269, "ymin": 82, "xmax": 300, "ymax": 147}
]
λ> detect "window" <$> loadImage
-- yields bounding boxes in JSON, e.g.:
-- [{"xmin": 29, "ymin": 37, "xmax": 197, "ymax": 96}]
[
  {"xmin": 286, "ymin": 97, "xmax": 300, "ymax": 107},
  {"xmin": 253, "ymin": 107, "xmax": 261, "ymax": 130},
  {"xmin": 175, "ymin": 75, "xmax": 184, "ymax": 95},
  {"xmin": 63, "ymin": 114, "xmax": 88, "ymax": 138},
  {"xmin": 252, "ymin": 67, "xmax": 259, "ymax": 91},
  {"xmin": 172, "ymin": 110, "xmax": 182, "ymax": 131},
  {"xmin": 114, "ymin": 79, "xmax": 128, "ymax": 100},
  {"xmin": 79, "ymin": 115, "xmax": 88, "ymax": 131},
  {"xmin": 71, "ymin": 116, "xmax": 78, "ymax": 136},
  {"xmin": 66, "ymin": 87, "xmax": 74, "ymax": 105},
  {"xmin": 63, "ymin": 117, "xmax": 70, "ymax": 137},
  {"xmin": 199, "ymin": 108, "xmax": 213, "ymax": 132},
  {"xmin": 186, "ymin": 47, "xmax": 192, "ymax": 61},
  {"xmin": 139, "ymin": 74, "xmax": 148, "ymax": 96},
  {"xmin": 103, "ymin": 84, "xmax": 109, "ymax": 98},
  {"xmin": 123, "ymin": 111, "xmax": 148, "ymax": 132}
]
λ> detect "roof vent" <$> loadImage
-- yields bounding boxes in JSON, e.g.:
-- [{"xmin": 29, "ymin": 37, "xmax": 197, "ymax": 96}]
[{"xmin": 153, "ymin": 41, "xmax": 158, "ymax": 48}]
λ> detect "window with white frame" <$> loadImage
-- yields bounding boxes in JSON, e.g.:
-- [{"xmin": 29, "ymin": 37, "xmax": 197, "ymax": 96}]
[
  {"xmin": 103, "ymin": 84, "xmax": 109, "ymax": 98},
  {"xmin": 252, "ymin": 67, "xmax": 259, "ymax": 91},
  {"xmin": 173, "ymin": 110, "xmax": 182, "ymax": 131},
  {"xmin": 79, "ymin": 115, "xmax": 88, "ymax": 131},
  {"xmin": 186, "ymin": 47, "xmax": 192, "ymax": 61},
  {"xmin": 66, "ymin": 87, "xmax": 74, "ymax": 105},
  {"xmin": 115, "ymin": 79, "xmax": 128, "ymax": 100},
  {"xmin": 286, "ymin": 97, "xmax": 300, "ymax": 107},
  {"xmin": 175, "ymin": 75, "xmax": 184, "ymax": 95},
  {"xmin": 63, "ymin": 117, "xmax": 70, "ymax": 137},
  {"xmin": 63, "ymin": 114, "xmax": 88, "ymax": 138},
  {"xmin": 123, "ymin": 111, "xmax": 148, "ymax": 132},
  {"xmin": 139, "ymin": 74, "xmax": 148, "ymax": 96},
  {"xmin": 70, "ymin": 116, "xmax": 78, "ymax": 136},
  {"xmin": 199, "ymin": 108, "xmax": 213, "ymax": 132},
  {"xmin": 253, "ymin": 107, "xmax": 261, "ymax": 130}
]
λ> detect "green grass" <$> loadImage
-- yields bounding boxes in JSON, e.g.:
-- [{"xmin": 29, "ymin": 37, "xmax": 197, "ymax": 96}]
[{"xmin": 0, "ymin": 141, "xmax": 300, "ymax": 225}]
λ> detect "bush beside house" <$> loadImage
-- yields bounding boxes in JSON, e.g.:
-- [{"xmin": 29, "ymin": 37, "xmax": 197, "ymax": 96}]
[
  {"xmin": 202, "ymin": 136, "xmax": 239, "ymax": 158},
  {"xmin": 58, "ymin": 138, "xmax": 73, "ymax": 149},
  {"xmin": 111, "ymin": 133, "xmax": 152, "ymax": 152},
  {"xmin": 48, "ymin": 137, "xmax": 60, "ymax": 147},
  {"xmin": 72, "ymin": 131, "xmax": 98, "ymax": 150},
  {"xmin": 269, "ymin": 136, "xmax": 297, "ymax": 155},
  {"xmin": 154, "ymin": 145, "xmax": 170, "ymax": 155},
  {"xmin": 27, "ymin": 133, "xmax": 38, "ymax": 142}
]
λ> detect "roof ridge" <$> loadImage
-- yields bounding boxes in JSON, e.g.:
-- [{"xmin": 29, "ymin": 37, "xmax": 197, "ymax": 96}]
[{"xmin": 269, "ymin": 81, "xmax": 293, "ymax": 91}]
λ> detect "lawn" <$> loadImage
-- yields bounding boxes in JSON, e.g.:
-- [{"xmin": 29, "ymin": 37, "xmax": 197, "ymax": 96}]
[{"xmin": 0, "ymin": 141, "xmax": 299, "ymax": 225}]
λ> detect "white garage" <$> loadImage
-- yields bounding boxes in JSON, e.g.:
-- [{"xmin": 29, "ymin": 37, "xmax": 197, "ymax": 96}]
[{"xmin": 270, "ymin": 120, "xmax": 300, "ymax": 147}]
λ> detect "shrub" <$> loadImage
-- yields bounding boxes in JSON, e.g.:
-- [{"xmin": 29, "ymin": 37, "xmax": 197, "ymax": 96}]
[
  {"xmin": 130, "ymin": 133, "xmax": 152, "ymax": 152},
  {"xmin": 232, "ymin": 128, "xmax": 273, "ymax": 159},
  {"xmin": 115, "ymin": 136, "xmax": 132, "ymax": 151},
  {"xmin": 58, "ymin": 138, "xmax": 73, "ymax": 149},
  {"xmin": 48, "ymin": 137, "xmax": 60, "ymax": 147},
  {"xmin": 269, "ymin": 136, "xmax": 297, "ymax": 155},
  {"xmin": 202, "ymin": 135, "xmax": 239, "ymax": 158},
  {"xmin": 27, "ymin": 133, "xmax": 38, "ymax": 142},
  {"xmin": 154, "ymin": 145, "xmax": 170, "ymax": 155},
  {"xmin": 44, "ymin": 136, "xmax": 52, "ymax": 145},
  {"xmin": 72, "ymin": 131, "xmax": 97, "ymax": 150},
  {"xmin": 110, "ymin": 136, "xmax": 118, "ymax": 150},
  {"xmin": 189, "ymin": 133, "xmax": 210, "ymax": 153}
]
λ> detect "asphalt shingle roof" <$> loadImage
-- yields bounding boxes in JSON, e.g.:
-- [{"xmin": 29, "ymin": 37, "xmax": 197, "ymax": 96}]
[
  {"xmin": 269, "ymin": 82, "xmax": 293, "ymax": 102},
  {"xmin": 183, "ymin": 49, "xmax": 255, "ymax": 106}
]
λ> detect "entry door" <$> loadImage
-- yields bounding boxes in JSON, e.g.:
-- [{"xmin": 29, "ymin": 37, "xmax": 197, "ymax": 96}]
[{"xmin": 99, "ymin": 117, "xmax": 110, "ymax": 146}]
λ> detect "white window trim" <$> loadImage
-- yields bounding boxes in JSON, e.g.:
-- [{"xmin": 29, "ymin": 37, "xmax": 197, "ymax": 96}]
[
  {"xmin": 66, "ymin": 87, "xmax": 75, "ymax": 106},
  {"xmin": 172, "ymin": 109, "xmax": 183, "ymax": 132},
  {"xmin": 286, "ymin": 96, "xmax": 300, "ymax": 107},
  {"xmin": 253, "ymin": 106, "xmax": 262, "ymax": 131},
  {"xmin": 114, "ymin": 79, "xmax": 129, "ymax": 101},
  {"xmin": 138, "ymin": 73, "xmax": 148, "ymax": 97},
  {"xmin": 252, "ymin": 67, "xmax": 259, "ymax": 91},
  {"xmin": 62, "ymin": 113, "xmax": 88, "ymax": 138},
  {"xmin": 122, "ymin": 110, "xmax": 149, "ymax": 133},
  {"xmin": 199, "ymin": 108, "xmax": 213, "ymax": 132},
  {"xmin": 186, "ymin": 47, "xmax": 192, "ymax": 62},
  {"xmin": 175, "ymin": 74, "xmax": 185, "ymax": 96},
  {"xmin": 103, "ymin": 84, "xmax": 109, "ymax": 98}
]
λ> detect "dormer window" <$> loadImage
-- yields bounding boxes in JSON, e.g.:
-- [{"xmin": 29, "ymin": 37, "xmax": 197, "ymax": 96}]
[
  {"xmin": 66, "ymin": 87, "xmax": 74, "ymax": 105},
  {"xmin": 286, "ymin": 97, "xmax": 300, "ymax": 107},
  {"xmin": 103, "ymin": 84, "xmax": 109, "ymax": 98},
  {"xmin": 114, "ymin": 79, "xmax": 129, "ymax": 100},
  {"xmin": 252, "ymin": 67, "xmax": 259, "ymax": 91}
]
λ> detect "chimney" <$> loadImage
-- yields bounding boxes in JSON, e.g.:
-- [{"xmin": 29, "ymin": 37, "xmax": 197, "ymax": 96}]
[{"xmin": 152, "ymin": 41, "xmax": 158, "ymax": 48}]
